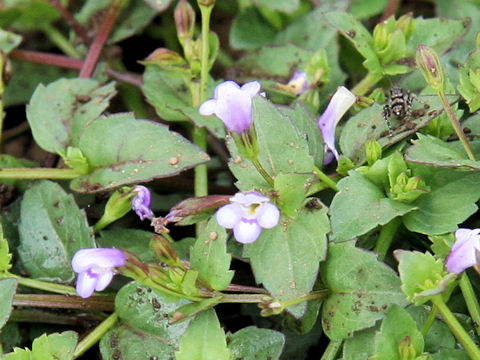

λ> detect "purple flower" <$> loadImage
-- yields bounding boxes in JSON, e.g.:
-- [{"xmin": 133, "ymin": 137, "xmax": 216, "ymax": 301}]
[
  {"xmin": 446, "ymin": 228, "xmax": 480, "ymax": 274},
  {"xmin": 216, "ymin": 192, "xmax": 280, "ymax": 244},
  {"xmin": 132, "ymin": 185, "xmax": 154, "ymax": 221},
  {"xmin": 318, "ymin": 86, "xmax": 356, "ymax": 163},
  {"xmin": 71, "ymin": 248, "xmax": 126, "ymax": 298},
  {"xmin": 288, "ymin": 71, "xmax": 309, "ymax": 95},
  {"xmin": 199, "ymin": 80, "xmax": 262, "ymax": 134}
]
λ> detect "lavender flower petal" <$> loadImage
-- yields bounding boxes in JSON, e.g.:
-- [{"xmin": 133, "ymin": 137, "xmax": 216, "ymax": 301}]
[
  {"xmin": 76, "ymin": 271, "xmax": 97, "ymax": 298},
  {"xmin": 234, "ymin": 219, "xmax": 263, "ymax": 244},
  {"xmin": 256, "ymin": 203, "xmax": 280, "ymax": 229},
  {"xmin": 132, "ymin": 185, "xmax": 154, "ymax": 221},
  {"xmin": 216, "ymin": 203, "xmax": 242, "ymax": 229},
  {"xmin": 446, "ymin": 228, "xmax": 480, "ymax": 274},
  {"xmin": 318, "ymin": 86, "xmax": 356, "ymax": 161}
]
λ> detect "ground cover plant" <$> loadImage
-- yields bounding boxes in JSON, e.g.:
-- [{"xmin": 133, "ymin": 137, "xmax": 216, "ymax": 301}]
[{"xmin": 3, "ymin": 0, "xmax": 480, "ymax": 359}]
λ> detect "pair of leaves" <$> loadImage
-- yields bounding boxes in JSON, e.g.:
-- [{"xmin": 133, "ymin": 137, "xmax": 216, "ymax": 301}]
[{"xmin": 27, "ymin": 78, "xmax": 210, "ymax": 192}]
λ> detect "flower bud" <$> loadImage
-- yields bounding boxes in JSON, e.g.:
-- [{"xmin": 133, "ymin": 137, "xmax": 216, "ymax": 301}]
[
  {"xmin": 142, "ymin": 48, "xmax": 187, "ymax": 67},
  {"xmin": 64, "ymin": 146, "xmax": 90, "ymax": 174},
  {"xmin": 416, "ymin": 45, "xmax": 444, "ymax": 92},
  {"xmin": 174, "ymin": 0, "xmax": 195, "ymax": 44},
  {"xmin": 396, "ymin": 13, "xmax": 414, "ymax": 40},
  {"xmin": 94, "ymin": 187, "xmax": 136, "ymax": 231},
  {"xmin": 398, "ymin": 336, "xmax": 417, "ymax": 360},
  {"xmin": 149, "ymin": 235, "xmax": 180, "ymax": 266},
  {"xmin": 365, "ymin": 139, "xmax": 382, "ymax": 166}
]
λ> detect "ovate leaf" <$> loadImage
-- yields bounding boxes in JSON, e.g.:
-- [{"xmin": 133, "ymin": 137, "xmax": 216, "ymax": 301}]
[
  {"xmin": 176, "ymin": 309, "xmax": 230, "ymax": 360},
  {"xmin": 26, "ymin": 79, "xmax": 116, "ymax": 155},
  {"xmin": 244, "ymin": 203, "xmax": 329, "ymax": 318},
  {"xmin": 70, "ymin": 113, "xmax": 210, "ymax": 192},
  {"xmin": 228, "ymin": 326, "xmax": 285, "ymax": 360},
  {"xmin": 18, "ymin": 181, "xmax": 95, "ymax": 281},
  {"xmin": 321, "ymin": 242, "xmax": 408, "ymax": 340}
]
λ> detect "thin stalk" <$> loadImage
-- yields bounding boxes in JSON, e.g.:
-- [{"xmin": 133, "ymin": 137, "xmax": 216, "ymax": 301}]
[
  {"xmin": 74, "ymin": 313, "xmax": 118, "ymax": 359},
  {"xmin": 459, "ymin": 273, "xmax": 480, "ymax": 337},
  {"xmin": 2, "ymin": 273, "xmax": 77, "ymax": 296},
  {"xmin": 192, "ymin": 2, "xmax": 214, "ymax": 235},
  {"xmin": 351, "ymin": 72, "xmax": 382, "ymax": 96},
  {"xmin": 47, "ymin": 0, "xmax": 90, "ymax": 44},
  {"xmin": 431, "ymin": 295, "xmax": 480, "ymax": 359},
  {"xmin": 320, "ymin": 339, "xmax": 343, "ymax": 360},
  {"xmin": 313, "ymin": 166, "xmax": 339, "ymax": 192},
  {"xmin": 13, "ymin": 294, "xmax": 114, "ymax": 311},
  {"xmin": 78, "ymin": 0, "xmax": 125, "ymax": 78},
  {"xmin": 421, "ymin": 305, "xmax": 439, "ymax": 337},
  {"xmin": 219, "ymin": 293, "xmax": 269, "ymax": 303},
  {"xmin": 41, "ymin": 24, "xmax": 81, "ymax": 59},
  {"xmin": 438, "ymin": 91, "xmax": 476, "ymax": 160},
  {"xmin": 0, "ymin": 167, "xmax": 82, "ymax": 179},
  {"xmin": 374, "ymin": 217, "xmax": 401, "ymax": 261},
  {"xmin": 250, "ymin": 156, "xmax": 274, "ymax": 187},
  {"xmin": 281, "ymin": 290, "xmax": 329, "ymax": 309}
]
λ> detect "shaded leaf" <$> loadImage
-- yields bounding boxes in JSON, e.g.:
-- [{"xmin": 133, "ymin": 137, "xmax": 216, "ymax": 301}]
[
  {"xmin": 0, "ymin": 279, "xmax": 17, "ymax": 330},
  {"xmin": 0, "ymin": 29, "xmax": 22, "ymax": 54},
  {"xmin": 97, "ymin": 229, "xmax": 158, "ymax": 263},
  {"xmin": 229, "ymin": 7, "xmax": 276, "ymax": 50},
  {"xmin": 18, "ymin": 181, "xmax": 95, "ymax": 281}
]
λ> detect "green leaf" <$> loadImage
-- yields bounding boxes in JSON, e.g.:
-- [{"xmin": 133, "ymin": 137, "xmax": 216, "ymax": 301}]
[
  {"xmin": 244, "ymin": 203, "xmax": 329, "ymax": 318},
  {"xmin": 253, "ymin": 0, "xmax": 300, "ymax": 13},
  {"xmin": 228, "ymin": 326, "xmax": 285, "ymax": 360},
  {"xmin": 142, "ymin": 63, "xmax": 225, "ymax": 137},
  {"xmin": 176, "ymin": 309, "xmax": 230, "ymax": 360},
  {"xmin": 329, "ymin": 171, "xmax": 416, "ymax": 242},
  {"xmin": 5, "ymin": 0, "xmax": 60, "ymax": 30},
  {"xmin": 407, "ymin": 17, "xmax": 468, "ymax": 56},
  {"xmin": 97, "ymin": 229, "xmax": 158, "ymax": 263},
  {"xmin": 4, "ymin": 331, "xmax": 77, "ymax": 360},
  {"xmin": 371, "ymin": 305, "xmax": 424, "ymax": 360},
  {"xmin": 350, "ymin": 0, "xmax": 389, "ymax": 19},
  {"xmin": 26, "ymin": 78, "xmax": 116, "ymax": 155},
  {"xmin": 0, "ymin": 29, "xmax": 21, "ymax": 54},
  {"xmin": 115, "ymin": 282, "xmax": 190, "ymax": 338},
  {"xmin": 279, "ymin": 103, "xmax": 324, "ymax": 168},
  {"xmin": 3, "ymin": 61, "xmax": 75, "ymax": 107},
  {"xmin": 395, "ymin": 250, "xmax": 452, "ymax": 305},
  {"xmin": 229, "ymin": 7, "xmax": 276, "ymax": 50},
  {"xmin": 0, "ymin": 279, "xmax": 17, "ymax": 330},
  {"xmin": 109, "ymin": 0, "xmax": 158, "ymax": 43},
  {"xmin": 431, "ymin": 349, "xmax": 470, "ymax": 359},
  {"xmin": 18, "ymin": 181, "xmax": 96, "ymax": 281},
  {"xmin": 228, "ymin": 96, "xmax": 314, "ymax": 191},
  {"xmin": 403, "ymin": 165, "xmax": 480, "ymax": 235},
  {"xmin": 70, "ymin": 113, "xmax": 210, "ymax": 193},
  {"xmin": 274, "ymin": 173, "xmax": 311, "ymax": 218},
  {"xmin": 343, "ymin": 327, "xmax": 377, "ymax": 360},
  {"xmin": 190, "ymin": 218, "xmax": 234, "ymax": 291},
  {"xmin": 321, "ymin": 241, "xmax": 409, "ymax": 340},
  {"xmin": 324, "ymin": 12, "xmax": 381, "ymax": 74},
  {"xmin": 0, "ymin": 220, "xmax": 13, "ymax": 272},
  {"xmin": 405, "ymin": 134, "xmax": 480, "ymax": 170}
]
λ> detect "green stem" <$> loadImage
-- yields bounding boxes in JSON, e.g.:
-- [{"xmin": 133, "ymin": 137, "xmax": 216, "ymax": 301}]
[
  {"xmin": 0, "ymin": 167, "xmax": 82, "ymax": 179},
  {"xmin": 250, "ymin": 156, "xmax": 274, "ymax": 187},
  {"xmin": 437, "ymin": 91, "xmax": 476, "ymax": 161},
  {"xmin": 320, "ymin": 339, "xmax": 343, "ymax": 360},
  {"xmin": 74, "ymin": 313, "xmax": 118, "ymax": 359},
  {"xmin": 41, "ymin": 24, "xmax": 81, "ymax": 59},
  {"xmin": 199, "ymin": 3, "xmax": 214, "ymax": 100},
  {"xmin": 0, "ymin": 52, "xmax": 5, "ymax": 151},
  {"xmin": 93, "ymin": 216, "xmax": 113, "ymax": 233},
  {"xmin": 281, "ymin": 290, "xmax": 329, "ymax": 309},
  {"xmin": 421, "ymin": 305, "xmax": 438, "ymax": 337},
  {"xmin": 220, "ymin": 293, "xmax": 269, "ymax": 303},
  {"xmin": 459, "ymin": 272, "xmax": 480, "ymax": 337},
  {"xmin": 2, "ymin": 273, "xmax": 77, "ymax": 296},
  {"xmin": 313, "ymin": 166, "xmax": 339, "ymax": 192},
  {"xmin": 351, "ymin": 72, "xmax": 382, "ymax": 96},
  {"xmin": 431, "ymin": 295, "xmax": 480, "ymax": 359},
  {"xmin": 374, "ymin": 217, "xmax": 401, "ymax": 261}
]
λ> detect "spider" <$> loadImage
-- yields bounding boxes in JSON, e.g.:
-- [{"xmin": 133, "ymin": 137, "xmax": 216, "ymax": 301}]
[{"xmin": 382, "ymin": 86, "xmax": 414, "ymax": 130}]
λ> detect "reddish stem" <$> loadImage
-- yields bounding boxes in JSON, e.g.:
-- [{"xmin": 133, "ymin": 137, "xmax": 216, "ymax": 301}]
[
  {"xmin": 78, "ymin": 1, "xmax": 123, "ymax": 78},
  {"xmin": 10, "ymin": 49, "xmax": 83, "ymax": 69},
  {"xmin": 381, "ymin": 0, "xmax": 401, "ymax": 21},
  {"xmin": 48, "ymin": 0, "xmax": 90, "ymax": 45},
  {"xmin": 13, "ymin": 294, "xmax": 115, "ymax": 311}
]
